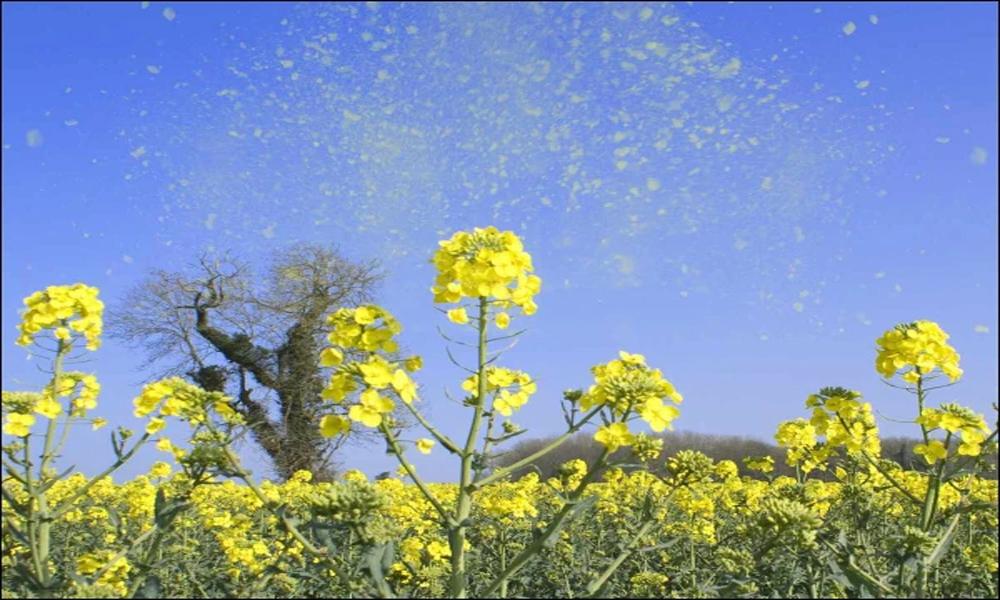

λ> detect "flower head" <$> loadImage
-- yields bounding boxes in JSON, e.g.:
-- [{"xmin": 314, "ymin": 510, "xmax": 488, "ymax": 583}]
[
  {"xmin": 16, "ymin": 284, "xmax": 104, "ymax": 350},
  {"xmin": 461, "ymin": 367, "xmax": 535, "ymax": 416},
  {"xmin": 432, "ymin": 227, "xmax": 541, "ymax": 320},
  {"xmin": 876, "ymin": 321, "xmax": 962, "ymax": 383},
  {"xmin": 581, "ymin": 351, "xmax": 682, "ymax": 432}
]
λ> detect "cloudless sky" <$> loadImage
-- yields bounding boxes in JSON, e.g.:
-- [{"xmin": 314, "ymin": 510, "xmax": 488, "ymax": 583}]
[{"xmin": 2, "ymin": 2, "xmax": 997, "ymax": 481}]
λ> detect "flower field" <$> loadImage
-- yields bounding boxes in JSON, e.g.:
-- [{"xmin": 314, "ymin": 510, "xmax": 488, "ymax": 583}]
[{"xmin": 2, "ymin": 228, "xmax": 997, "ymax": 598}]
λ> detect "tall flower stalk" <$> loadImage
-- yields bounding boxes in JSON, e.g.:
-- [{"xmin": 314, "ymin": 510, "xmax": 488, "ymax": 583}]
[{"xmin": 316, "ymin": 226, "xmax": 684, "ymax": 598}]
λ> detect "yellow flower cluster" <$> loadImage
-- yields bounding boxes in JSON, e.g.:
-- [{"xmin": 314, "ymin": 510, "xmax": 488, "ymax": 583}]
[
  {"xmin": 461, "ymin": 367, "xmax": 536, "ymax": 415},
  {"xmin": 326, "ymin": 305, "xmax": 402, "ymax": 354},
  {"xmin": 3, "ymin": 448, "xmax": 997, "ymax": 599},
  {"xmin": 47, "ymin": 372, "xmax": 102, "ymax": 417},
  {"xmin": 776, "ymin": 389, "xmax": 883, "ymax": 474},
  {"xmin": 581, "ymin": 351, "xmax": 682, "ymax": 436},
  {"xmin": 1, "ymin": 376, "xmax": 102, "ymax": 435},
  {"xmin": 193, "ymin": 480, "xmax": 292, "ymax": 579},
  {"xmin": 914, "ymin": 404, "xmax": 990, "ymax": 462},
  {"xmin": 2, "ymin": 412, "xmax": 36, "ymax": 437},
  {"xmin": 3, "ymin": 391, "xmax": 43, "ymax": 436},
  {"xmin": 76, "ymin": 550, "xmax": 132, "ymax": 597},
  {"xmin": 133, "ymin": 377, "xmax": 236, "ymax": 433},
  {"xmin": 744, "ymin": 456, "xmax": 775, "ymax": 474},
  {"xmin": 16, "ymin": 284, "xmax": 104, "ymax": 350},
  {"xmin": 431, "ymin": 227, "xmax": 541, "ymax": 318},
  {"xmin": 475, "ymin": 473, "xmax": 541, "ymax": 521},
  {"xmin": 875, "ymin": 320, "xmax": 962, "ymax": 383},
  {"xmin": 774, "ymin": 419, "xmax": 825, "ymax": 472},
  {"xmin": 806, "ymin": 388, "xmax": 881, "ymax": 457},
  {"xmin": 320, "ymin": 306, "xmax": 422, "ymax": 430}
]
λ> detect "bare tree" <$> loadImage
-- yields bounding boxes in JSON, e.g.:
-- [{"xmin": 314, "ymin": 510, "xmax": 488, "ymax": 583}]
[{"xmin": 108, "ymin": 244, "xmax": 385, "ymax": 481}]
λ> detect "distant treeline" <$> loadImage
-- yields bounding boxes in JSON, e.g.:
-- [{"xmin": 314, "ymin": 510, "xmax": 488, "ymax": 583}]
[{"xmin": 491, "ymin": 431, "xmax": 999, "ymax": 481}]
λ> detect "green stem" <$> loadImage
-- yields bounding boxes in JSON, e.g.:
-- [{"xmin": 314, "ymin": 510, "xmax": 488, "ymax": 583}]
[
  {"xmin": 923, "ymin": 433, "xmax": 951, "ymax": 530},
  {"xmin": 914, "ymin": 373, "xmax": 934, "ymax": 597},
  {"xmin": 448, "ymin": 297, "xmax": 490, "ymax": 598},
  {"xmin": 689, "ymin": 538, "xmax": 696, "ymax": 592},
  {"xmin": 584, "ymin": 520, "xmax": 656, "ymax": 597},
  {"xmin": 476, "ymin": 397, "xmax": 505, "ymax": 482},
  {"xmin": 33, "ymin": 338, "xmax": 68, "ymax": 588},
  {"xmin": 498, "ymin": 531, "xmax": 508, "ymax": 599},
  {"xmin": 22, "ymin": 435, "xmax": 45, "ymax": 588}
]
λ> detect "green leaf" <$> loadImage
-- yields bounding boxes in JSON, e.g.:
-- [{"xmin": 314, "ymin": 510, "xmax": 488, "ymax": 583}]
[
  {"xmin": 364, "ymin": 543, "xmax": 396, "ymax": 598},
  {"xmin": 153, "ymin": 490, "xmax": 190, "ymax": 529},
  {"xmin": 380, "ymin": 539, "xmax": 395, "ymax": 573},
  {"xmin": 926, "ymin": 513, "xmax": 961, "ymax": 567},
  {"xmin": 154, "ymin": 488, "xmax": 166, "ymax": 517}
]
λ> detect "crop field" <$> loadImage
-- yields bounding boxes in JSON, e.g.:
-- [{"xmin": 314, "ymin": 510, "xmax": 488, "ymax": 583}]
[
  {"xmin": 2, "ymin": 227, "xmax": 997, "ymax": 598},
  {"xmin": 3, "ymin": 2, "xmax": 998, "ymax": 598}
]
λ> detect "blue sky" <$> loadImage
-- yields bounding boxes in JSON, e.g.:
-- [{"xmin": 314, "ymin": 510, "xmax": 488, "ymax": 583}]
[{"xmin": 2, "ymin": 2, "xmax": 997, "ymax": 482}]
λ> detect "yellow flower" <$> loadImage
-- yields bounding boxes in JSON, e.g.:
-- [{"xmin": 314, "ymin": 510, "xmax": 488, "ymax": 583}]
[
  {"xmin": 495, "ymin": 312, "xmax": 510, "ymax": 329},
  {"xmin": 76, "ymin": 553, "xmax": 104, "ymax": 575},
  {"xmin": 775, "ymin": 420, "xmax": 817, "ymax": 449},
  {"xmin": 639, "ymin": 397, "xmax": 680, "ymax": 432},
  {"xmin": 3, "ymin": 412, "xmax": 36, "ymax": 437},
  {"xmin": 129, "ymin": 377, "xmax": 222, "ymax": 434},
  {"xmin": 35, "ymin": 395, "xmax": 63, "ymax": 419},
  {"xmin": 319, "ymin": 347, "xmax": 344, "ymax": 367},
  {"xmin": 416, "ymin": 438, "xmax": 435, "ymax": 454},
  {"xmin": 353, "ymin": 306, "xmax": 377, "ymax": 325},
  {"xmin": 92, "ymin": 417, "xmax": 107, "ymax": 430},
  {"xmin": 325, "ymin": 305, "xmax": 401, "ymax": 352},
  {"xmin": 447, "ymin": 307, "xmax": 470, "ymax": 325},
  {"xmin": 322, "ymin": 373, "xmax": 356, "ymax": 403},
  {"xmin": 914, "ymin": 439, "xmax": 949, "ymax": 464},
  {"xmin": 594, "ymin": 423, "xmax": 635, "ymax": 452},
  {"xmin": 462, "ymin": 368, "xmax": 535, "ymax": 413},
  {"xmin": 404, "ymin": 356, "xmax": 423, "ymax": 372},
  {"xmin": 359, "ymin": 357, "xmax": 394, "ymax": 389},
  {"xmin": 348, "ymin": 389, "xmax": 394, "ymax": 428},
  {"xmin": 958, "ymin": 428, "xmax": 986, "ymax": 456},
  {"xmin": 618, "ymin": 351, "xmax": 646, "ymax": 365},
  {"xmin": 494, "ymin": 390, "xmax": 529, "ymax": 416},
  {"xmin": 145, "ymin": 417, "xmax": 166, "ymax": 435},
  {"xmin": 149, "ymin": 461, "xmax": 172, "ymax": 479},
  {"xmin": 391, "ymin": 369, "xmax": 418, "ymax": 403},
  {"xmin": 319, "ymin": 414, "xmax": 350, "ymax": 438}
]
